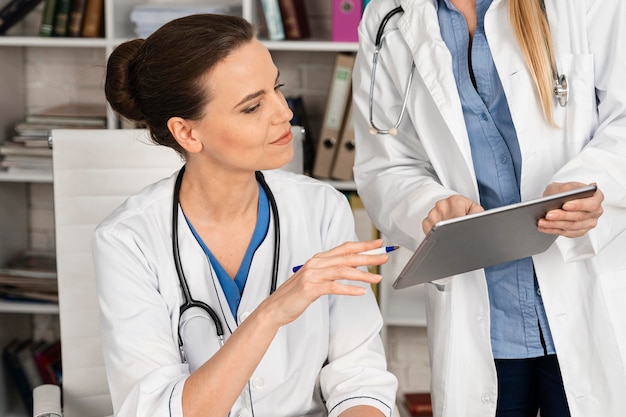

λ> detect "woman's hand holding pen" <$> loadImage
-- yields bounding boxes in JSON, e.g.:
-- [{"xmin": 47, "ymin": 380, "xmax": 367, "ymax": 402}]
[
  {"xmin": 538, "ymin": 182, "xmax": 604, "ymax": 238},
  {"xmin": 260, "ymin": 239, "xmax": 391, "ymax": 328}
]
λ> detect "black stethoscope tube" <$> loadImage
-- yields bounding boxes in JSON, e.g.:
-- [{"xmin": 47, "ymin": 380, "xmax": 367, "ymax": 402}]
[
  {"xmin": 172, "ymin": 166, "xmax": 280, "ymax": 354},
  {"xmin": 369, "ymin": 3, "xmax": 567, "ymax": 135}
]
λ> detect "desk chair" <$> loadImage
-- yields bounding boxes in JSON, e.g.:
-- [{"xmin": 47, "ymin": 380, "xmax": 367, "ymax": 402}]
[{"xmin": 47, "ymin": 128, "xmax": 184, "ymax": 417}]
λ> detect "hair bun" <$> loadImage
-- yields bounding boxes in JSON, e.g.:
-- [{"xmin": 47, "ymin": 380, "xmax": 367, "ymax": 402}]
[{"xmin": 104, "ymin": 39, "xmax": 145, "ymax": 122}]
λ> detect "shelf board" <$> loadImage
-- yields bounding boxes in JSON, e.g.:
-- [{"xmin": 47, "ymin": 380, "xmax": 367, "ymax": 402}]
[
  {"xmin": 0, "ymin": 300, "xmax": 59, "ymax": 314},
  {"xmin": 0, "ymin": 36, "xmax": 108, "ymax": 48},
  {"xmin": 261, "ymin": 39, "xmax": 358, "ymax": 52},
  {"xmin": 0, "ymin": 171, "xmax": 53, "ymax": 183},
  {"xmin": 384, "ymin": 316, "xmax": 427, "ymax": 327}
]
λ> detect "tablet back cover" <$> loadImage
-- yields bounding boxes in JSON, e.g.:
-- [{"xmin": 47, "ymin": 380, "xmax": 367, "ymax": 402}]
[{"xmin": 393, "ymin": 185, "xmax": 597, "ymax": 289}]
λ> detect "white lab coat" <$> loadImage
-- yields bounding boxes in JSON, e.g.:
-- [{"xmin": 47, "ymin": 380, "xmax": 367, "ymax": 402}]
[
  {"xmin": 353, "ymin": 0, "xmax": 626, "ymax": 416},
  {"xmin": 93, "ymin": 169, "xmax": 398, "ymax": 417}
]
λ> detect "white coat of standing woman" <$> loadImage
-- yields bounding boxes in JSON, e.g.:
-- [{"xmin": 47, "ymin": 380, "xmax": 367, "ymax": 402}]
[
  {"xmin": 94, "ymin": 14, "xmax": 398, "ymax": 417},
  {"xmin": 352, "ymin": 0, "xmax": 626, "ymax": 416}
]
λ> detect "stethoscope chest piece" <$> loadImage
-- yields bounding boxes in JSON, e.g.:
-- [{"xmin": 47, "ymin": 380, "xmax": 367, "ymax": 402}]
[{"xmin": 554, "ymin": 74, "xmax": 568, "ymax": 107}]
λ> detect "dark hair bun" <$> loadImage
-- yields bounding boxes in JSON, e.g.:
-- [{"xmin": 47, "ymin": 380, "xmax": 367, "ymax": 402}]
[{"xmin": 104, "ymin": 39, "xmax": 145, "ymax": 122}]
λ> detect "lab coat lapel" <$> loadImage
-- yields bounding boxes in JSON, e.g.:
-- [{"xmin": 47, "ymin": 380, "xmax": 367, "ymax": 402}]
[
  {"xmin": 398, "ymin": 0, "xmax": 477, "ymax": 194},
  {"xmin": 485, "ymin": 0, "xmax": 556, "ymax": 199},
  {"xmin": 237, "ymin": 214, "xmax": 276, "ymax": 324}
]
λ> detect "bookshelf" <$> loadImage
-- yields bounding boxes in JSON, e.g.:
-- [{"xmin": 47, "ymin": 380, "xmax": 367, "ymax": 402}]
[{"xmin": 0, "ymin": 1, "xmax": 426, "ymax": 415}]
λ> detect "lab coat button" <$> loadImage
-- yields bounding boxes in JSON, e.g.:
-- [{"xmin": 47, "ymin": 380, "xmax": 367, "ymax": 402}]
[
  {"xmin": 481, "ymin": 393, "xmax": 492, "ymax": 403},
  {"xmin": 252, "ymin": 377, "xmax": 265, "ymax": 389},
  {"xmin": 240, "ymin": 312, "xmax": 251, "ymax": 322}
]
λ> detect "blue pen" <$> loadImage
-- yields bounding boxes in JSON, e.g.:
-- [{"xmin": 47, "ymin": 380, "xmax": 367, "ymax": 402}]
[{"xmin": 292, "ymin": 245, "xmax": 399, "ymax": 273}]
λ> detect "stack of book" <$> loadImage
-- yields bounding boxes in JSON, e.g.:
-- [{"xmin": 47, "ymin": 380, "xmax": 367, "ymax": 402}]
[
  {"xmin": 259, "ymin": 0, "xmax": 310, "ymax": 41},
  {"xmin": 0, "ymin": 0, "xmax": 44, "ymax": 35},
  {"xmin": 0, "ymin": 0, "xmax": 105, "ymax": 37},
  {"xmin": 2, "ymin": 337, "xmax": 61, "ymax": 416},
  {"xmin": 0, "ymin": 250, "xmax": 57, "ymax": 304},
  {"xmin": 1, "ymin": 103, "xmax": 106, "ymax": 175},
  {"xmin": 0, "ymin": 141, "xmax": 52, "ymax": 175},
  {"xmin": 39, "ymin": 0, "xmax": 105, "ymax": 38},
  {"xmin": 130, "ymin": 1, "xmax": 243, "ymax": 38}
]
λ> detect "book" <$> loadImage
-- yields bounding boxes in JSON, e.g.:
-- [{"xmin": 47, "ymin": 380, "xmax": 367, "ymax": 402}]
[
  {"xmin": 404, "ymin": 392, "xmax": 433, "ymax": 416},
  {"xmin": 332, "ymin": 0, "xmax": 362, "ymax": 42},
  {"xmin": 330, "ymin": 99, "xmax": 355, "ymax": 180},
  {"xmin": 0, "ymin": 142, "xmax": 53, "ymax": 157},
  {"xmin": 312, "ymin": 53, "xmax": 355, "ymax": 179},
  {"xmin": 15, "ymin": 121, "xmax": 102, "ymax": 138},
  {"xmin": 67, "ymin": 0, "xmax": 87, "ymax": 36},
  {"xmin": 52, "ymin": 0, "xmax": 72, "ymax": 36},
  {"xmin": 0, "ymin": 250, "xmax": 57, "ymax": 279},
  {"xmin": 11, "ymin": 135, "xmax": 50, "ymax": 147},
  {"xmin": 80, "ymin": 0, "xmax": 103, "ymax": 37},
  {"xmin": 0, "ymin": 0, "xmax": 44, "ymax": 34},
  {"xmin": 278, "ymin": 0, "xmax": 309, "ymax": 40},
  {"xmin": 25, "ymin": 102, "xmax": 108, "ymax": 126},
  {"xmin": 17, "ymin": 340, "xmax": 44, "ymax": 391},
  {"xmin": 38, "ymin": 0, "xmax": 58, "ymax": 36},
  {"xmin": 32, "ymin": 340, "xmax": 62, "ymax": 385},
  {"xmin": 260, "ymin": 0, "xmax": 285, "ymax": 40},
  {"xmin": 2, "ymin": 339, "xmax": 34, "ymax": 415}
]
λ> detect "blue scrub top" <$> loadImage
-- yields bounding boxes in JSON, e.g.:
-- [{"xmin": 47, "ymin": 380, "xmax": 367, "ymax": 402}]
[{"xmin": 185, "ymin": 182, "xmax": 270, "ymax": 318}]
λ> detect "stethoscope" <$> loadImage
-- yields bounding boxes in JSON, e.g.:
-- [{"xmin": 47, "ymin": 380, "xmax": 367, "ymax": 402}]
[
  {"xmin": 172, "ymin": 165, "xmax": 280, "ymax": 360},
  {"xmin": 369, "ymin": 4, "xmax": 569, "ymax": 136}
]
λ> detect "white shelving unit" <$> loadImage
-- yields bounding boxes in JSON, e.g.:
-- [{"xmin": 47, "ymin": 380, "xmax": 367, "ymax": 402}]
[{"xmin": 0, "ymin": 1, "xmax": 425, "ymax": 415}]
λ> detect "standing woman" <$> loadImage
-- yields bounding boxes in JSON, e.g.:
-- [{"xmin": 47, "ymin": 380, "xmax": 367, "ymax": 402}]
[
  {"xmin": 94, "ymin": 14, "xmax": 397, "ymax": 417},
  {"xmin": 352, "ymin": 1, "xmax": 626, "ymax": 416}
]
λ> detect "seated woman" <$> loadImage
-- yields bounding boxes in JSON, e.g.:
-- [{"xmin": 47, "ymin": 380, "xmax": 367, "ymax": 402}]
[{"xmin": 93, "ymin": 13, "xmax": 398, "ymax": 417}]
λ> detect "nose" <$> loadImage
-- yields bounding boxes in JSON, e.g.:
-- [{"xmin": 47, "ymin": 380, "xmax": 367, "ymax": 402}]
[{"xmin": 272, "ymin": 93, "xmax": 293, "ymax": 124}]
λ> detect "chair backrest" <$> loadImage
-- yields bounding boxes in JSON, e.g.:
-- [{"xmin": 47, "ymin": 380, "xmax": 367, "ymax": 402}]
[
  {"xmin": 51, "ymin": 127, "xmax": 304, "ymax": 417},
  {"xmin": 52, "ymin": 129, "xmax": 183, "ymax": 417}
]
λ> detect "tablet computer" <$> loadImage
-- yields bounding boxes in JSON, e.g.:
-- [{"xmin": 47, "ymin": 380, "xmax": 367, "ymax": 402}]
[{"xmin": 393, "ymin": 184, "xmax": 597, "ymax": 289}]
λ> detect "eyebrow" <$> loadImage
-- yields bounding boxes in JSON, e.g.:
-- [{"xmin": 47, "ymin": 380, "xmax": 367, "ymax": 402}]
[{"xmin": 234, "ymin": 71, "xmax": 281, "ymax": 108}]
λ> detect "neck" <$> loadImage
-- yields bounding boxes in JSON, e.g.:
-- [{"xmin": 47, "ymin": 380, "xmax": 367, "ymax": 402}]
[{"xmin": 178, "ymin": 164, "xmax": 260, "ymax": 223}]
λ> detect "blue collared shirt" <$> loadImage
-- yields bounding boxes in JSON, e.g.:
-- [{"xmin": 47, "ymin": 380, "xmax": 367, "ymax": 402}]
[{"xmin": 437, "ymin": 0, "xmax": 555, "ymax": 358}]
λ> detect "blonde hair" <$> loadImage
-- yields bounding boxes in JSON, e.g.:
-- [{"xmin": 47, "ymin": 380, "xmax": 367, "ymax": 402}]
[{"xmin": 508, "ymin": 0, "xmax": 557, "ymax": 125}]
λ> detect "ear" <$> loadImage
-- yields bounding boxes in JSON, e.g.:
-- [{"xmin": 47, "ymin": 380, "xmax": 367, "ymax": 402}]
[{"xmin": 167, "ymin": 116, "xmax": 203, "ymax": 154}]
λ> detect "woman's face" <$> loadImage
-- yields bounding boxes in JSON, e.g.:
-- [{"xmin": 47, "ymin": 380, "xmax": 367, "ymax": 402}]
[{"xmin": 191, "ymin": 39, "xmax": 294, "ymax": 173}]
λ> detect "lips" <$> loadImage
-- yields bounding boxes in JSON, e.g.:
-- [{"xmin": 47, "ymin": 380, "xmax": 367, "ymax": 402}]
[{"xmin": 272, "ymin": 129, "xmax": 293, "ymax": 145}]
